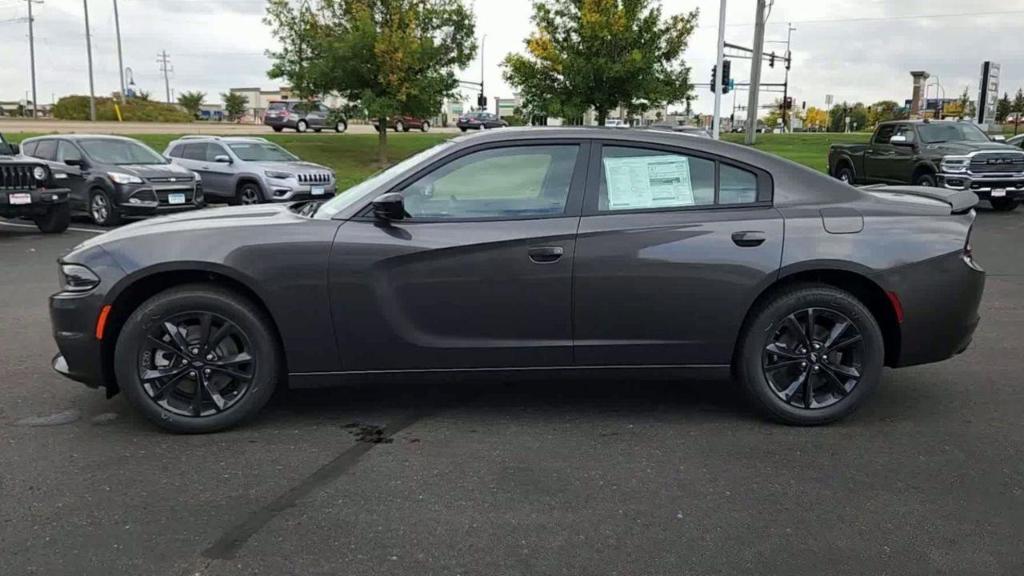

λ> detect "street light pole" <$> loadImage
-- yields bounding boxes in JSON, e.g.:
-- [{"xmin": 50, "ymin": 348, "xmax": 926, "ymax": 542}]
[
  {"xmin": 113, "ymin": 0, "xmax": 126, "ymax": 105},
  {"xmin": 480, "ymin": 34, "xmax": 486, "ymax": 112},
  {"xmin": 711, "ymin": 0, "xmax": 726, "ymax": 140},
  {"xmin": 83, "ymin": 0, "xmax": 96, "ymax": 121},
  {"xmin": 26, "ymin": 0, "xmax": 41, "ymax": 119},
  {"xmin": 781, "ymin": 23, "xmax": 795, "ymax": 132},
  {"xmin": 744, "ymin": 0, "xmax": 767, "ymax": 144}
]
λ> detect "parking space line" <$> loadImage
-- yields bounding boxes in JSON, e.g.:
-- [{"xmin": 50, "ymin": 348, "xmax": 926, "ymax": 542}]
[{"xmin": 0, "ymin": 221, "xmax": 104, "ymax": 234}]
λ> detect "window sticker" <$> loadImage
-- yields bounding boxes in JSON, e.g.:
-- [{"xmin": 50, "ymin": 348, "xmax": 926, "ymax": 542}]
[{"xmin": 603, "ymin": 155, "xmax": 695, "ymax": 210}]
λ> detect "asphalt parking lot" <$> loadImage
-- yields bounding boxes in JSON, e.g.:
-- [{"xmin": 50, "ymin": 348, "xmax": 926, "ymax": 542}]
[{"xmin": 2, "ymin": 207, "xmax": 1023, "ymax": 576}]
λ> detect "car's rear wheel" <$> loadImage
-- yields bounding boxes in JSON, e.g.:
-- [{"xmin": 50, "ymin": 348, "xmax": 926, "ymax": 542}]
[
  {"xmin": 735, "ymin": 285, "xmax": 884, "ymax": 425},
  {"xmin": 272, "ymin": 126, "xmax": 283, "ymax": 133},
  {"xmin": 90, "ymin": 189, "xmax": 122, "ymax": 226},
  {"xmin": 234, "ymin": 182, "xmax": 262, "ymax": 205},
  {"xmin": 914, "ymin": 172, "xmax": 936, "ymax": 187},
  {"xmin": 990, "ymin": 197, "xmax": 1019, "ymax": 211},
  {"xmin": 296, "ymin": 120, "xmax": 308, "ymax": 133},
  {"xmin": 460, "ymin": 127, "xmax": 467, "ymax": 133},
  {"xmin": 835, "ymin": 165, "xmax": 855, "ymax": 184},
  {"xmin": 115, "ymin": 285, "xmax": 280, "ymax": 433},
  {"xmin": 335, "ymin": 120, "xmax": 347, "ymax": 133},
  {"xmin": 33, "ymin": 203, "xmax": 70, "ymax": 233},
  {"xmin": 421, "ymin": 121, "xmax": 430, "ymax": 132}
]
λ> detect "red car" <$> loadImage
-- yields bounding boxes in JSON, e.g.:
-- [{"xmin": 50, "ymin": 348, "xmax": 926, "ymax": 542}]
[{"xmin": 372, "ymin": 116, "xmax": 431, "ymax": 133}]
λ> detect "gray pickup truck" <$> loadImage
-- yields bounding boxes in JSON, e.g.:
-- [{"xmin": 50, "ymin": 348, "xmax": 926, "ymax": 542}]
[
  {"xmin": 828, "ymin": 120, "xmax": 1024, "ymax": 211},
  {"xmin": 0, "ymin": 133, "xmax": 71, "ymax": 233}
]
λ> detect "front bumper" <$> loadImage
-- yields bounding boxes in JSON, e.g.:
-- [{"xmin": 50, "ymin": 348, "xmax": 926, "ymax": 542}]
[
  {"xmin": 0, "ymin": 187, "xmax": 69, "ymax": 218},
  {"xmin": 50, "ymin": 291, "xmax": 109, "ymax": 389},
  {"xmin": 116, "ymin": 182, "xmax": 204, "ymax": 216},
  {"xmin": 939, "ymin": 172, "xmax": 1024, "ymax": 200},
  {"xmin": 261, "ymin": 178, "xmax": 336, "ymax": 202}
]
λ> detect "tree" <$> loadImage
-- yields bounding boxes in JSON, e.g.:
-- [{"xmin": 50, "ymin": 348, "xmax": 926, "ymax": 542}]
[
  {"xmin": 1013, "ymin": 89, "xmax": 1024, "ymax": 135},
  {"xmin": 265, "ymin": 0, "xmax": 477, "ymax": 164},
  {"xmin": 177, "ymin": 90, "xmax": 206, "ymax": 119},
  {"xmin": 996, "ymin": 92, "xmax": 1011, "ymax": 123},
  {"xmin": 135, "ymin": 90, "xmax": 151, "ymax": 101},
  {"xmin": 222, "ymin": 92, "xmax": 249, "ymax": 122},
  {"xmin": 829, "ymin": 102, "xmax": 868, "ymax": 132},
  {"xmin": 503, "ymin": 0, "xmax": 698, "ymax": 126},
  {"xmin": 803, "ymin": 106, "xmax": 828, "ymax": 131},
  {"xmin": 866, "ymin": 100, "xmax": 905, "ymax": 127}
]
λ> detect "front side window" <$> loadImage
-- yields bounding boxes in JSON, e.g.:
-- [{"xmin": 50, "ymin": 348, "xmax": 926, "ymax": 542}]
[
  {"xmin": 205, "ymin": 144, "xmax": 230, "ymax": 162},
  {"xmin": 874, "ymin": 125, "xmax": 896, "ymax": 144},
  {"xmin": 79, "ymin": 139, "xmax": 166, "ymax": 165},
  {"xmin": 33, "ymin": 140, "xmax": 57, "ymax": 162},
  {"xmin": 20, "ymin": 140, "xmax": 38, "ymax": 157},
  {"xmin": 57, "ymin": 141, "xmax": 82, "ymax": 163},
  {"xmin": 401, "ymin": 145, "xmax": 579, "ymax": 220},
  {"xmin": 599, "ymin": 146, "xmax": 716, "ymax": 211},
  {"xmin": 227, "ymin": 142, "xmax": 297, "ymax": 162}
]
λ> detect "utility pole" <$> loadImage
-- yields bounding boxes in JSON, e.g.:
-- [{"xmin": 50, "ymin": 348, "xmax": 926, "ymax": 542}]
[
  {"xmin": 744, "ymin": 0, "xmax": 767, "ymax": 145},
  {"xmin": 27, "ymin": 0, "xmax": 42, "ymax": 119},
  {"xmin": 780, "ymin": 23, "xmax": 795, "ymax": 132},
  {"xmin": 480, "ymin": 34, "xmax": 487, "ymax": 112},
  {"xmin": 157, "ymin": 50, "xmax": 172, "ymax": 104},
  {"xmin": 83, "ymin": 0, "xmax": 96, "ymax": 121},
  {"xmin": 711, "ymin": 0, "xmax": 726, "ymax": 139},
  {"xmin": 113, "ymin": 0, "xmax": 126, "ymax": 104}
]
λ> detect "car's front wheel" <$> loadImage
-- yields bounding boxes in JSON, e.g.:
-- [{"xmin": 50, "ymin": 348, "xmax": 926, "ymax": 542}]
[
  {"xmin": 296, "ymin": 120, "xmax": 308, "ymax": 133},
  {"xmin": 335, "ymin": 120, "xmax": 347, "ymax": 133},
  {"xmin": 735, "ymin": 285, "xmax": 884, "ymax": 425},
  {"xmin": 115, "ymin": 285, "xmax": 280, "ymax": 433},
  {"xmin": 421, "ymin": 121, "xmax": 430, "ymax": 132},
  {"xmin": 990, "ymin": 197, "xmax": 1019, "ymax": 212},
  {"xmin": 394, "ymin": 121, "xmax": 405, "ymax": 133},
  {"xmin": 34, "ymin": 203, "xmax": 70, "ymax": 233},
  {"xmin": 835, "ymin": 165, "xmax": 855, "ymax": 184},
  {"xmin": 234, "ymin": 182, "xmax": 262, "ymax": 205},
  {"xmin": 90, "ymin": 189, "xmax": 122, "ymax": 226}
]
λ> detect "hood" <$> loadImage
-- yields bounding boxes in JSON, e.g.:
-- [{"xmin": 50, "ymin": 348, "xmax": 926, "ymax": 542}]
[
  {"xmin": 923, "ymin": 141, "xmax": 1022, "ymax": 156},
  {"xmin": 72, "ymin": 203, "xmax": 298, "ymax": 253},
  {"xmin": 114, "ymin": 162, "xmax": 196, "ymax": 180},
  {"xmin": 246, "ymin": 160, "xmax": 331, "ymax": 173}
]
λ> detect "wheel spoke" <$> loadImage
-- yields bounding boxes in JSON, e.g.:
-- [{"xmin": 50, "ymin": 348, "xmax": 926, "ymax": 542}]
[
  {"xmin": 803, "ymin": 371, "xmax": 815, "ymax": 408},
  {"xmin": 200, "ymin": 377, "xmax": 227, "ymax": 411},
  {"xmin": 191, "ymin": 372, "xmax": 205, "ymax": 416},
  {"xmin": 141, "ymin": 364, "xmax": 188, "ymax": 382},
  {"xmin": 147, "ymin": 336, "xmax": 182, "ymax": 357},
  {"xmin": 197, "ymin": 313, "xmax": 212, "ymax": 353},
  {"xmin": 765, "ymin": 358, "xmax": 805, "ymax": 371},
  {"xmin": 209, "ymin": 365, "xmax": 253, "ymax": 382},
  {"xmin": 819, "ymin": 365, "xmax": 850, "ymax": 397},
  {"xmin": 827, "ymin": 334, "xmax": 863, "ymax": 353},
  {"xmin": 783, "ymin": 315, "xmax": 810, "ymax": 348},
  {"xmin": 206, "ymin": 322, "xmax": 234, "ymax": 351},
  {"xmin": 152, "ymin": 370, "xmax": 190, "ymax": 399},
  {"xmin": 779, "ymin": 367, "xmax": 810, "ymax": 403},
  {"xmin": 827, "ymin": 363, "xmax": 861, "ymax": 380},
  {"xmin": 765, "ymin": 342, "xmax": 802, "ymax": 359},
  {"xmin": 163, "ymin": 321, "xmax": 192, "ymax": 356},
  {"xmin": 805, "ymin": 308, "xmax": 816, "ymax": 342}
]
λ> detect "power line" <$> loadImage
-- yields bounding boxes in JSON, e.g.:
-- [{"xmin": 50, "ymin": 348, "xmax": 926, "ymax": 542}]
[{"xmin": 706, "ymin": 9, "xmax": 1024, "ymax": 28}]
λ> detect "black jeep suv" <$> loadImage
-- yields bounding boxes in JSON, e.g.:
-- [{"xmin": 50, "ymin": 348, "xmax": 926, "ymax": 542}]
[{"xmin": 0, "ymin": 133, "xmax": 71, "ymax": 233}]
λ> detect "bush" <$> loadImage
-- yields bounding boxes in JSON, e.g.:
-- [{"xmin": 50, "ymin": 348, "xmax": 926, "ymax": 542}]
[{"xmin": 53, "ymin": 95, "xmax": 193, "ymax": 123}]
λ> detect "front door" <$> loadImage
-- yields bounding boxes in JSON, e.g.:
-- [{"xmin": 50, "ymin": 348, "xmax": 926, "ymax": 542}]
[
  {"xmin": 864, "ymin": 124, "xmax": 897, "ymax": 183},
  {"xmin": 329, "ymin": 141, "xmax": 589, "ymax": 370},
  {"xmin": 55, "ymin": 141, "xmax": 89, "ymax": 210},
  {"xmin": 573, "ymin": 142, "xmax": 784, "ymax": 367},
  {"xmin": 201, "ymin": 143, "xmax": 236, "ymax": 194}
]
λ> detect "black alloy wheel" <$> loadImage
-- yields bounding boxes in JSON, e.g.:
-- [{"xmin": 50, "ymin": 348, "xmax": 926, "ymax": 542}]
[
  {"xmin": 762, "ymin": 307, "xmax": 864, "ymax": 410},
  {"xmin": 990, "ymin": 197, "xmax": 1019, "ymax": 212},
  {"xmin": 836, "ymin": 165, "xmax": 855, "ymax": 184},
  {"xmin": 237, "ymin": 182, "xmax": 262, "ymax": 205}
]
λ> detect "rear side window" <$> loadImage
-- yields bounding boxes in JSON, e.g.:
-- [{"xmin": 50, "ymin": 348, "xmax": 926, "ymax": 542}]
[
  {"xmin": 167, "ymin": 144, "xmax": 183, "ymax": 158},
  {"xmin": 268, "ymin": 102, "xmax": 288, "ymax": 111},
  {"xmin": 33, "ymin": 139, "xmax": 57, "ymax": 161},
  {"xmin": 181, "ymin": 143, "xmax": 208, "ymax": 161},
  {"xmin": 20, "ymin": 141, "xmax": 38, "ymax": 156},
  {"xmin": 599, "ymin": 146, "xmax": 716, "ymax": 210},
  {"xmin": 719, "ymin": 164, "xmax": 758, "ymax": 205}
]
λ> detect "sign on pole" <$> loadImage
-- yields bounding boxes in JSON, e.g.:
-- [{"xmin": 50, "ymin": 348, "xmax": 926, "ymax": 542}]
[{"xmin": 977, "ymin": 61, "xmax": 1000, "ymax": 127}]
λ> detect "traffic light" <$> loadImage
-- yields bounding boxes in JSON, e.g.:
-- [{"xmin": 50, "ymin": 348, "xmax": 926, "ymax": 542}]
[
  {"xmin": 710, "ymin": 64, "xmax": 717, "ymax": 93},
  {"xmin": 477, "ymin": 94, "xmax": 487, "ymax": 108},
  {"xmin": 785, "ymin": 96, "xmax": 794, "ymax": 110},
  {"xmin": 721, "ymin": 60, "xmax": 731, "ymax": 94},
  {"xmin": 769, "ymin": 51, "xmax": 776, "ymax": 68}
]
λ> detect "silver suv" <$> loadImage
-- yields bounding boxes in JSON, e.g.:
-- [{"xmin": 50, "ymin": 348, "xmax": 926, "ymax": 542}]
[{"xmin": 164, "ymin": 136, "xmax": 336, "ymax": 205}]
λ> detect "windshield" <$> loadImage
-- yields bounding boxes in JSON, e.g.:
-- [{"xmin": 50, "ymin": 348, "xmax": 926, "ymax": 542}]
[
  {"xmin": 228, "ymin": 142, "xmax": 298, "ymax": 162},
  {"xmin": 80, "ymin": 139, "xmax": 166, "ymax": 165},
  {"xmin": 917, "ymin": 122, "xmax": 992, "ymax": 144},
  {"xmin": 314, "ymin": 141, "xmax": 455, "ymax": 219}
]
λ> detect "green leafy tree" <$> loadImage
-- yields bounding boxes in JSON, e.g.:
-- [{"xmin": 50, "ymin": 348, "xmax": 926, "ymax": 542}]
[
  {"xmin": 265, "ymin": 0, "xmax": 477, "ymax": 164},
  {"xmin": 222, "ymin": 92, "xmax": 249, "ymax": 122},
  {"xmin": 996, "ymin": 92, "xmax": 1011, "ymax": 123},
  {"xmin": 177, "ymin": 90, "xmax": 206, "ymax": 119},
  {"xmin": 1013, "ymin": 89, "xmax": 1024, "ymax": 134},
  {"xmin": 867, "ymin": 100, "xmax": 905, "ymax": 127},
  {"xmin": 503, "ymin": 0, "xmax": 698, "ymax": 126},
  {"xmin": 135, "ymin": 90, "xmax": 151, "ymax": 101},
  {"xmin": 829, "ymin": 102, "xmax": 868, "ymax": 132}
]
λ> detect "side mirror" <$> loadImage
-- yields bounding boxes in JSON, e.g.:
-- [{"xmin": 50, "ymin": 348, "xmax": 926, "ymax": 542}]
[
  {"xmin": 992, "ymin": 134, "xmax": 1007, "ymax": 142},
  {"xmin": 214, "ymin": 155, "xmax": 232, "ymax": 164},
  {"xmin": 889, "ymin": 134, "xmax": 912, "ymax": 146},
  {"xmin": 372, "ymin": 192, "xmax": 407, "ymax": 221},
  {"xmin": 64, "ymin": 158, "xmax": 83, "ymax": 167}
]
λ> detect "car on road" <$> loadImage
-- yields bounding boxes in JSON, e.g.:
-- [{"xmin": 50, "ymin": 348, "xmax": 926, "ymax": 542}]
[
  {"xmin": 372, "ymin": 116, "xmax": 432, "ymax": 133},
  {"xmin": 0, "ymin": 133, "xmax": 71, "ymax": 233},
  {"xmin": 456, "ymin": 112, "xmax": 507, "ymax": 131},
  {"xmin": 20, "ymin": 134, "xmax": 204, "ymax": 226},
  {"xmin": 649, "ymin": 124, "xmax": 712, "ymax": 138},
  {"xmin": 604, "ymin": 118, "xmax": 629, "ymax": 128},
  {"xmin": 49, "ymin": 128, "xmax": 985, "ymax": 433},
  {"xmin": 262, "ymin": 100, "xmax": 347, "ymax": 133},
  {"xmin": 164, "ymin": 136, "xmax": 337, "ymax": 205},
  {"xmin": 1006, "ymin": 134, "xmax": 1024, "ymax": 149},
  {"xmin": 829, "ymin": 120, "xmax": 1024, "ymax": 211}
]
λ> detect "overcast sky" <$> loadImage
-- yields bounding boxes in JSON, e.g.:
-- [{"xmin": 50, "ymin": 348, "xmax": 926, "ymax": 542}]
[{"xmin": 1, "ymin": 0, "xmax": 1023, "ymax": 118}]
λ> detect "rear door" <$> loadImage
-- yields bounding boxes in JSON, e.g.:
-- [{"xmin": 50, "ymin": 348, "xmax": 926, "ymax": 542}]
[
  {"xmin": 329, "ymin": 140, "xmax": 590, "ymax": 370},
  {"xmin": 572, "ymin": 141, "xmax": 783, "ymax": 367}
]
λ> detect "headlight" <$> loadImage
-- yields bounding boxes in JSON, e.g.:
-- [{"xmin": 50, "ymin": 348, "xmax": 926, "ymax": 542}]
[
  {"xmin": 108, "ymin": 172, "xmax": 143, "ymax": 185},
  {"xmin": 60, "ymin": 263, "xmax": 100, "ymax": 292},
  {"xmin": 33, "ymin": 166, "xmax": 48, "ymax": 181},
  {"xmin": 940, "ymin": 157, "xmax": 970, "ymax": 174},
  {"xmin": 265, "ymin": 170, "xmax": 292, "ymax": 179}
]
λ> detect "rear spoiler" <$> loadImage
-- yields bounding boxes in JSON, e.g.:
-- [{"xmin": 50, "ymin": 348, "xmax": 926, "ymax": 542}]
[{"xmin": 860, "ymin": 184, "xmax": 978, "ymax": 214}]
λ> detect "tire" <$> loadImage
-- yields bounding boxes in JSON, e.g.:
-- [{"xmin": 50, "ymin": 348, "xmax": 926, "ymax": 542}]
[
  {"xmin": 914, "ymin": 172, "xmax": 936, "ymax": 187},
  {"xmin": 272, "ymin": 126, "xmax": 283, "ymax": 133},
  {"xmin": 734, "ymin": 284, "xmax": 884, "ymax": 426},
  {"xmin": 33, "ymin": 203, "xmax": 70, "ymax": 233},
  {"xmin": 313, "ymin": 128, "xmax": 322, "ymax": 133},
  {"xmin": 296, "ymin": 120, "xmax": 308, "ymax": 133},
  {"xmin": 421, "ymin": 121, "xmax": 430, "ymax": 133},
  {"xmin": 335, "ymin": 121, "xmax": 347, "ymax": 133},
  {"xmin": 990, "ymin": 197, "xmax": 1019, "ymax": 212},
  {"xmin": 89, "ymin": 189, "xmax": 122, "ymax": 226},
  {"xmin": 234, "ymin": 182, "xmax": 262, "ymax": 206},
  {"xmin": 394, "ymin": 121, "xmax": 404, "ymax": 133},
  {"xmin": 460, "ymin": 127, "xmax": 467, "ymax": 133},
  {"xmin": 114, "ymin": 284, "xmax": 280, "ymax": 433},
  {"xmin": 835, "ymin": 165, "xmax": 855, "ymax": 184}
]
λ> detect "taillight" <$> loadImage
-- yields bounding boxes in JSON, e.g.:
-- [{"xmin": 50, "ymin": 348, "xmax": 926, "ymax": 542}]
[{"xmin": 964, "ymin": 224, "xmax": 973, "ymax": 258}]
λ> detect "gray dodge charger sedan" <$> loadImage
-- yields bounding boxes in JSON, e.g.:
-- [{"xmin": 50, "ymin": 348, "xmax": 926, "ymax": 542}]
[{"xmin": 49, "ymin": 128, "xmax": 985, "ymax": 433}]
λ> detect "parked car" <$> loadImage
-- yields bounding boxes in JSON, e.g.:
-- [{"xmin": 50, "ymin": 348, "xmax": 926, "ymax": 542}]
[
  {"xmin": 649, "ymin": 124, "xmax": 712, "ymax": 138},
  {"xmin": 164, "ymin": 136, "xmax": 337, "ymax": 205},
  {"xmin": 0, "ymin": 133, "xmax": 71, "ymax": 233},
  {"xmin": 604, "ymin": 118, "xmax": 629, "ymax": 128},
  {"xmin": 456, "ymin": 111, "xmax": 507, "ymax": 131},
  {"xmin": 372, "ymin": 116, "xmax": 432, "ymax": 133},
  {"xmin": 50, "ymin": 128, "xmax": 984, "ymax": 433},
  {"xmin": 20, "ymin": 134, "xmax": 203, "ymax": 226},
  {"xmin": 1006, "ymin": 134, "xmax": 1024, "ymax": 149},
  {"xmin": 262, "ymin": 100, "xmax": 347, "ymax": 133},
  {"xmin": 829, "ymin": 120, "xmax": 1024, "ymax": 211}
]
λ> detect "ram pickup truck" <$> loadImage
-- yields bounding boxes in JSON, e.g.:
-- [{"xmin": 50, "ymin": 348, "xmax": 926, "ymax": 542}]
[
  {"xmin": 0, "ymin": 133, "xmax": 71, "ymax": 233},
  {"xmin": 828, "ymin": 120, "xmax": 1024, "ymax": 211}
]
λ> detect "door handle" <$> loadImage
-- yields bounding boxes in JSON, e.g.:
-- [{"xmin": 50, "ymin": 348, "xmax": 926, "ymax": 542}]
[
  {"xmin": 528, "ymin": 246, "xmax": 564, "ymax": 263},
  {"xmin": 732, "ymin": 231, "xmax": 766, "ymax": 247}
]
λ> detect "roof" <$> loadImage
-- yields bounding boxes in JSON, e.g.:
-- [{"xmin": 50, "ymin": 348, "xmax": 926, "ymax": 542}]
[{"xmin": 21, "ymin": 134, "xmax": 141, "ymax": 143}]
